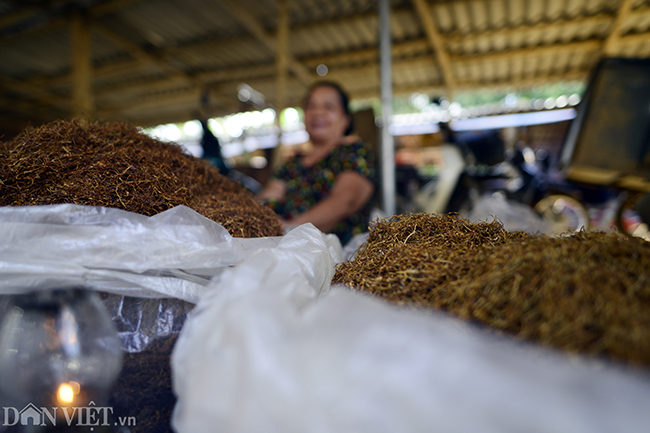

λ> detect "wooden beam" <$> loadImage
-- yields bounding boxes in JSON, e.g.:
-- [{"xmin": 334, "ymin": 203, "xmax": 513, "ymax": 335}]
[
  {"xmin": 445, "ymin": 13, "xmax": 613, "ymax": 50},
  {"xmin": 276, "ymin": 0, "xmax": 290, "ymax": 111},
  {"xmin": 97, "ymin": 85, "xmax": 238, "ymax": 122},
  {"xmin": 95, "ymin": 62, "xmax": 276, "ymax": 100},
  {"xmin": 96, "ymin": 66, "xmax": 591, "ymax": 128},
  {"xmin": 603, "ymin": 0, "xmax": 635, "ymax": 56},
  {"xmin": 71, "ymin": 12, "xmax": 94, "ymax": 119},
  {"xmin": 217, "ymin": 0, "xmax": 313, "ymax": 86},
  {"xmin": 411, "ymin": 0, "xmax": 456, "ymax": 92},
  {"xmin": 303, "ymin": 39, "xmax": 430, "ymax": 68},
  {"xmin": 30, "ymin": 29, "xmax": 629, "ymax": 98},
  {"xmin": 42, "ymin": 36, "xmax": 425, "ymax": 92},
  {"xmin": 0, "ymin": 7, "xmax": 38, "ymax": 31},
  {"xmin": 0, "ymin": 75, "xmax": 70, "ymax": 109},
  {"xmin": 452, "ymin": 40, "xmax": 602, "ymax": 65},
  {"xmin": 92, "ymin": 39, "xmax": 603, "ymax": 111},
  {"xmin": 455, "ymin": 70, "xmax": 589, "ymax": 91},
  {"xmin": 89, "ymin": 0, "xmax": 144, "ymax": 18},
  {"xmin": 0, "ymin": 0, "xmax": 144, "ymax": 45},
  {"xmin": 115, "ymin": 98, "xmax": 242, "ymax": 128},
  {"xmin": 98, "ymin": 88, "xmax": 202, "ymax": 116},
  {"xmin": 29, "ymin": 3, "xmax": 650, "ymax": 90},
  {"xmin": 0, "ymin": 95, "xmax": 55, "ymax": 120},
  {"xmin": 350, "ymin": 70, "xmax": 589, "ymax": 100},
  {"xmin": 40, "ymin": 56, "xmax": 148, "ymax": 89},
  {"xmin": 92, "ymin": 21, "xmax": 196, "ymax": 87},
  {"xmin": 615, "ymin": 31, "xmax": 650, "ymax": 46}
]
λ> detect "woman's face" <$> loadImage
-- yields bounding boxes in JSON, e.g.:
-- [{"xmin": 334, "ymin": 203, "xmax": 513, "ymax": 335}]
[{"xmin": 303, "ymin": 86, "xmax": 350, "ymax": 145}]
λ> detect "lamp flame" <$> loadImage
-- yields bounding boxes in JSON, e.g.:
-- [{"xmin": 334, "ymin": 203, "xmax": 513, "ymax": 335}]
[{"xmin": 57, "ymin": 381, "xmax": 80, "ymax": 405}]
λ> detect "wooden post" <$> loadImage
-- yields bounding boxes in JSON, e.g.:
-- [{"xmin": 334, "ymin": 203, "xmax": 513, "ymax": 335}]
[
  {"xmin": 71, "ymin": 11, "xmax": 94, "ymax": 119},
  {"xmin": 603, "ymin": 0, "xmax": 634, "ymax": 56},
  {"xmin": 272, "ymin": 0, "xmax": 290, "ymax": 170},
  {"xmin": 411, "ymin": 0, "xmax": 456, "ymax": 95},
  {"xmin": 220, "ymin": 0, "xmax": 311, "ymax": 87},
  {"xmin": 276, "ymin": 0, "xmax": 290, "ymax": 113}
]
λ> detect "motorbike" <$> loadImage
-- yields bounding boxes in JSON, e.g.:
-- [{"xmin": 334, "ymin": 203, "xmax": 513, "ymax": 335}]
[{"xmin": 412, "ymin": 128, "xmax": 591, "ymax": 234}]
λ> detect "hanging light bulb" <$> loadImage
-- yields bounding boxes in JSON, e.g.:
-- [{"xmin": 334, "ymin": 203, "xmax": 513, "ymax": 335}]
[{"xmin": 0, "ymin": 288, "xmax": 122, "ymax": 414}]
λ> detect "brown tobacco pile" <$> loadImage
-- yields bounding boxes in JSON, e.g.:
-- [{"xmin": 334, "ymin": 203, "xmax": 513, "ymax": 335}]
[
  {"xmin": 109, "ymin": 334, "xmax": 179, "ymax": 433},
  {"xmin": 0, "ymin": 119, "xmax": 282, "ymax": 238},
  {"xmin": 100, "ymin": 294, "xmax": 195, "ymax": 433},
  {"xmin": 333, "ymin": 213, "xmax": 650, "ymax": 367}
]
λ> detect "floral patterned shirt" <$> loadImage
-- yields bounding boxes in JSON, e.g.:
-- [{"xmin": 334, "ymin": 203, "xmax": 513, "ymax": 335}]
[{"xmin": 268, "ymin": 140, "xmax": 376, "ymax": 245}]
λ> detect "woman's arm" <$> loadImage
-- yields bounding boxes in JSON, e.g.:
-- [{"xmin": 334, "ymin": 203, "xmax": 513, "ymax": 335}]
[
  {"xmin": 255, "ymin": 178, "xmax": 287, "ymax": 202},
  {"xmin": 287, "ymin": 171, "xmax": 374, "ymax": 233}
]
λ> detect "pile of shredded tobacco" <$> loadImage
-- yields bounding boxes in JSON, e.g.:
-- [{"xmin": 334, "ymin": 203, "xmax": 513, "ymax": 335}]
[
  {"xmin": 0, "ymin": 119, "xmax": 282, "ymax": 238},
  {"xmin": 109, "ymin": 334, "xmax": 179, "ymax": 433},
  {"xmin": 333, "ymin": 213, "xmax": 650, "ymax": 367},
  {"xmin": 100, "ymin": 294, "xmax": 193, "ymax": 433}
]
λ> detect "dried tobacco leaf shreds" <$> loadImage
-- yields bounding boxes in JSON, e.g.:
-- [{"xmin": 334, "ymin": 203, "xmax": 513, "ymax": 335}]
[
  {"xmin": 333, "ymin": 213, "xmax": 650, "ymax": 367},
  {"xmin": 0, "ymin": 120, "xmax": 282, "ymax": 431},
  {"xmin": 0, "ymin": 119, "xmax": 283, "ymax": 238}
]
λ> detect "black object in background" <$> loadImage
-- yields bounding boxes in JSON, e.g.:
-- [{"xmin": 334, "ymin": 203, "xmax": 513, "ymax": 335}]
[
  {"xmin": 200, "ymin": 119, "xmax": 230, "ymax": 175},
  {"xmin": 559, "ymin": 58, "xmax": 650, "ymax": 179}
]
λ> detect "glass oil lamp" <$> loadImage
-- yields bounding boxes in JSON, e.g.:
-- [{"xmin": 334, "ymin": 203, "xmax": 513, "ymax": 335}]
[{"xmin": 0, "ymin": 288, "xmax": 123, "ymax": 414}]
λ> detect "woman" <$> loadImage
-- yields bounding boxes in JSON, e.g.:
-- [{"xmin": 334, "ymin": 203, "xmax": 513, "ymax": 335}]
[{"xmin": 257, "ymin": 81, "xmax": 376, "ymax": 245}]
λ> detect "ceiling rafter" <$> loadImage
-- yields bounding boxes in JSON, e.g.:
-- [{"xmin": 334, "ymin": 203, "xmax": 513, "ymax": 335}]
[
  {"xmin": 275, "ymin": 0, "xmax": 291, "ymax": 111},
  {"xmin": 0, "ymin": 75, "xmax": 69, "ymax": 110},
  {"xmin": 96, "ymin": 40, "xmax": 601, "ymax": 118},
  {"xmin": 4, "ymin": 0, "xmax": 650, "ymax": 129},
  {"xmin": 0, "ymin": 0, "xmax": 144, "ymax": 44},
  {"xmin": 451, "ymin": 40, "xmax": 602, "ymax": 65},
  {"xmin": 29, "ymin": 3, "xmax": 650, "ymax": 92},
  {"xmin": 71, "ymin": 11, "xmax": 94, "ymax": 118},
  {"xmin": 92, "ymin": 21, "xmax": 198, "ymax": 87},
  {"xmin": 92, "ymin": 37, "xmax": 606, "ymax": 110},
  {"xmin": 445, "ymin": 13, "xmax": 613, "ymax": 48},
  {"xmin": 216, "ymin": 0, "xmax": 313, "ymax": 87},
  {"xmin": 603, "ymin": 0, "xmax": 635, "ymax": 55},
  {"xmin": 0, "ymin": 0, "xmax": 148, "ymax": 114},
  {"xmin": 97, "ymin": 65, "xmax": 592, "ymax": 125},
  {"xmin": 411, "ymin": 0, "xmax": 456, "ymax": 93}
]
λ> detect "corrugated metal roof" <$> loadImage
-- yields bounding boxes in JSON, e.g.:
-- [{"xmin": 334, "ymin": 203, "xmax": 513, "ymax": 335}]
[{"xmin": 0, "ymin": 0, "xmax": 649, "ymax": 131}]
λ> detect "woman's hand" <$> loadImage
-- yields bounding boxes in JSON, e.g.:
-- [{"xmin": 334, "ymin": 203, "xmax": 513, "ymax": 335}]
[
  {"xmin": 288, "ymin": 171, "xmax": 373, "ymax": 233},
  {"xmin": 255, "ymin": 178, "xmax": 287, "ymax": 202}
]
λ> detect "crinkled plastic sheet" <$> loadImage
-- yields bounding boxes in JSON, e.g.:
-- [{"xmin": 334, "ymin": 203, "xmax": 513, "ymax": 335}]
[
  {"xmin": 0, "ymin": 204, "xmax": 243, "ymax": 302},
  {"xmin": 0, "ymin": 204, "xmax": 343, "ymax": 352},
  {"xmin": 171, "ymin": 223, "xmax": 650, "ymax": 433},
  {"xmin": 98, "ymin": 294, "xmax": 194, "ymax": 353},
  {"xmin": 465, "ymin": 193, "xmax": 552, "ymax": 233}
]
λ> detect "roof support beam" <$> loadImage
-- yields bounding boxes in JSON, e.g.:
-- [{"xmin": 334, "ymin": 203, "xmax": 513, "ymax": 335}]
[
  {"xmin": 0, "ymin": 7, "xmax": 38, "ymax": 31},
  {"xmin": 31, "ymin": 4, "xmax": 650, "ymax": 90},
  {"xmin": 99, "ymin": 64, "xmax": 592, "ymax": 123},
  {"xmin": 445, "ymin": 13, "xmax": 613, "ymax": 50},
  {"xmin": 93, "ymin": 39, "xmax": 605, "ymax": 113},
  {"xmin": 92, "ymin": 22, "xmax": 196, "ymax": 87},
  {"xmin": 0, "ymin": 75, "xmax": 69, "ymax": 110},
  {"xmin": 452, "ymin": 40, "xmax": 602, "ymax": 65},
  {"xmin": 217, "ymin": 0, "xmax": 312, "ymax": 87},
  {"xmin": 603, "ymin": 0, "xmax": 634, "ymax": 56},
  {"xmin": 71, "ymin": 12, "xmax": 94, "ymax": 119},
  {"xmin": 276, "ymin": 0, "xmax": 290, "ymax": 111},
  {"xmin": 0, "ymin": 0, "xmax": 144, "ymax": 45},
  {"xmin": 411, "ymin": 0, "xmax": 456, "ymax": 93},
  {"xmin": 271, "ymin": 0, "xmax": 291, "ymax": 169}
]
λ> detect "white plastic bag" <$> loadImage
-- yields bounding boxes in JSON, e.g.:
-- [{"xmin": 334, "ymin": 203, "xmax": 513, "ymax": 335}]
[
  {"xmin": 466, "ymin": 193, "xmax": 551, "ymax": 234},
  {"xmin": 172, "ymin": 224, "xmax": 650, "ymax": 433},
  {"xmin": 0, "ymin": 204, "xmax": 345, "ymax": 351},
  {"xmin": 0, "ymin": 204, "xmax": 296, "ymax": 303}
]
